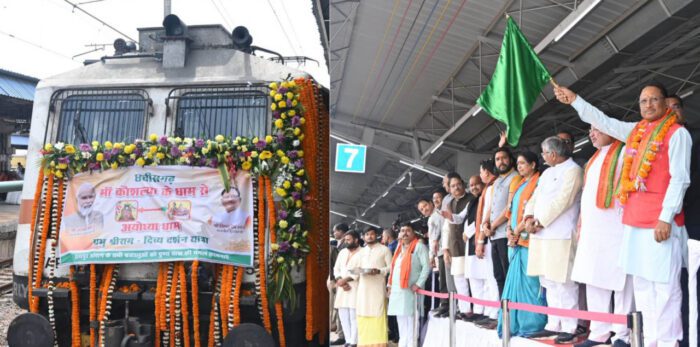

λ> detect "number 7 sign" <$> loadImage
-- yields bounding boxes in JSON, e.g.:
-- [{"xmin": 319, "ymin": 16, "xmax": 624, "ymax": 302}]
[{"xmin": 335, "ymin": 144, "xmax": 367, "ymax": 173}]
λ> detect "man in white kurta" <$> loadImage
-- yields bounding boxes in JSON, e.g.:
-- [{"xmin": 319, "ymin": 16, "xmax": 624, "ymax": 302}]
[
  {"xmin": 525, "ymin": 136, "xmax": 583, "ymax": 343},
  {"xmin": 570, "ymin": 127, "xmax": 634, "ymax": 347},
  {"xmin": 555, "ymin": 84, "xmax": 691, "ymax": 347},
  {"xmin": 356, "ymin": 226, "xmax": 394, "ymax": 346},
  {"xmin": 334, "ymin": 231, "xmax": 362, "ymax": 346}
]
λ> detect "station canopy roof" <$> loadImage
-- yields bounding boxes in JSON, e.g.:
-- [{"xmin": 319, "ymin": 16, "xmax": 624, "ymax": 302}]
[{"xmin": 330, "ymin": 0, "xmax": 700, "ymax": 228}]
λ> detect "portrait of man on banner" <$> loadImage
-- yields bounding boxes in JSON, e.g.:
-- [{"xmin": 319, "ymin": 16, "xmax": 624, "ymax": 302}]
[{"xmin": 60, "ymin": 182, "xmax": 105, "ymax": 251}]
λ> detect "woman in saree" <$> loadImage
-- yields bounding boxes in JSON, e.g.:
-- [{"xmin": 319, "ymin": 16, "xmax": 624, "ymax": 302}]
[{"xmin": 497, "ymin": 151, "xmax": 547, "ymax": 337}]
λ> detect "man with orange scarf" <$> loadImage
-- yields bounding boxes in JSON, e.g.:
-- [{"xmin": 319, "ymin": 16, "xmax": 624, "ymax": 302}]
[
  {"xmin": 555, "ymin": 83, "xmax": 691, "ymax": 347},
  {"xmin": 387, "ymin": 222, "xmax": 430, "ymax": 347},
  {"xmin": 570, "ymin": 127, "xmax": 634, "ymax": 347}
]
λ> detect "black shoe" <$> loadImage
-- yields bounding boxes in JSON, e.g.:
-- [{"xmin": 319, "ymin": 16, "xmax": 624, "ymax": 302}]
[
  {"xmin": 436, "ymin": 310, "xmax": 450, "ymax": 318},
  {"xmin": 574, "ymin": 339, "xmax": 607, "ymax": 347},
  {"xmin": 461, "ymin": 312, "xmax": 484, "ymax": 322},
  {"xmin": 473, "ymin": 316, "xmax": 493, "ymax": 325},
  {"xmin": 529, "ymin": 329, "xmax": 559, "ymax": 339},
  {"xmin": 612, "ymin": 340, "xmax": 630, "ymax": 347},
  {"xmin": 554, "ymin": 333, "xmax": 577, "ymax": 344},
  {"xmin": 431, "ymin": 305, "xmax": 448, "ymax": 315},
  {"xmin": 478, "ymin": 319, "xmax": 498, "ymax": 330},
  {"xmin": 330, "ymin": 338, "xmax": 346, "ymax": 346}
]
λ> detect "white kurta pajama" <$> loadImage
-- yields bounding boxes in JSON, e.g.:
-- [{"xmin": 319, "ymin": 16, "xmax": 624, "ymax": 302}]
[
  {"xmin": 334, "ymin": 247, "xmax": 361, "ymax": 345},
  {"xmin": 446, "ymin": 199, "xmax": 472, "ymax": 314},
  {"xmin": 525, "ymin": 158, "xmax": 583, "ymax": 334},
  {"xmin": 387, "ymin": 242, "xmax": 430, "ymax": 347},
  {"xmin": 571, "ymin": 143, "xmax": 634, "ymax": 344},
  {"xmin": 572, "ymin": 96, "xmax": 691, "ymax": 347},
  {"xmin": 356, "ymin": 243, "xmax": 394, "ymax": 346}
]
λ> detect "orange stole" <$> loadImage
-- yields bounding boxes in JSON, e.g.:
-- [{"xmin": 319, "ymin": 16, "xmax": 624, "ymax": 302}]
[
  {"xmin": 506, "ymin": 173, "xmax": 539, "ymax": 247},
  {"xmin": 388, "ymin": 239, "xmax": 419, "ymax": 289},
  {"xmin": 583, "ymin": 141, "xmax": 623, "ymax": 209}
]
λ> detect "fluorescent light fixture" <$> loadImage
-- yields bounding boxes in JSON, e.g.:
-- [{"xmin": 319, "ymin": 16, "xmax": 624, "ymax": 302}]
[
  {"xmin": 399, "ymin": 160, "xmax": 444, "ymax": 178},
  {"xmin": 473, "ymin": 106, "xmax": 483, "ymax": 116},
  {"xmin": 361, "ymin": 212, "xmax": 366, "ymax": 217},
  {"xmin": 330, "ymin": 133, "xmax": 352, "ymax": 144},
  {"xmin": 397, "ymin": 175, "xmax": 406, "ymax": 184},
  {"xmin": 381, "ymin": 192, "xmax": 388, "ymax": 197},
  {"xmin": 554, "ymin": 0, "xmax": 602, "ymax": 42},
  {"xmin": 429, "ymin": 141, "xmax": 444, "ymax": 154},
  {"xmin": 410, "ymin": 218, "xmax": 421, "ymax": 223},
  {"xmin": 574, "ymin": 138, "xmax": 590, "ymax": 148},
  {"xmin": 573, "ymin": 148, "xmax": 582, "ymax": 153},
  {"xmin": 330, "ymin": 210, "xmax": 348, "ymax": 218},
  {"xmin": 680, "ymin": 90, "xmax": 694, "ymax": 98},
  {"xmin": 356, "ymin": 219, "xmax": 381, "ymax": 228},
  {"xmin": 370, "ymin": 203, "xmax": 376, "ymax": 208}
]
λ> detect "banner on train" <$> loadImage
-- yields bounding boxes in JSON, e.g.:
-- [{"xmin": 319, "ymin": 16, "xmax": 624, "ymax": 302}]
[{"xmin": 58, "ymin": 166, "xmax": 254, "ymax": 267}]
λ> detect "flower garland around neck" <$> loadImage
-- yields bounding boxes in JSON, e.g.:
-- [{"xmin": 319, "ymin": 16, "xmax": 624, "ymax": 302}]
[{"xmin": 618, "ymin": 111, "xmax": 677, "ymax": 204}]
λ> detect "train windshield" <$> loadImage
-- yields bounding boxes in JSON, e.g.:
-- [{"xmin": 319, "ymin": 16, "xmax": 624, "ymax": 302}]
[
  {"xmin": 172, "ymin": 84, "xmax": 269, "ymax": 139},
  {"xmin": 54, "ymin": 90, "xmax": 149, "ymax": 145}
]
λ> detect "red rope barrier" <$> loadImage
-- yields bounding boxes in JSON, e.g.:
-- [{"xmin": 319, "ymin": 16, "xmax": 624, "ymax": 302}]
[{"xmin": 414, "ymin": 289, "xmax": 628, "ymax": 325}]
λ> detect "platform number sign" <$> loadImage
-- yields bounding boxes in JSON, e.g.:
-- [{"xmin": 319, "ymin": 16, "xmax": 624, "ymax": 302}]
[{"xmin": 335, "ymin": 144, "xmax": 367, "ymax": 173}]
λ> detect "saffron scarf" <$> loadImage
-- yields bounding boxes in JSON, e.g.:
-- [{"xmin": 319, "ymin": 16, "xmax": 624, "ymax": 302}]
[
  {"xmin": 506, "ymin": 173, "xmax": 540, "ymax": 248},
  {"xmin": 584, "ymin": 141, "xmax": 623, "ymax": 209},
  {"xmin": 388, "ymin": 239, "xmax": 419, "ymax": 289}
]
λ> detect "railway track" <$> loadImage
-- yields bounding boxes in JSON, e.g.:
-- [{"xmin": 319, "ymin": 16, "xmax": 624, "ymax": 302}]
[{"xmin": 0, "ymin": 258, "xmax": 12, "ymax": 293}]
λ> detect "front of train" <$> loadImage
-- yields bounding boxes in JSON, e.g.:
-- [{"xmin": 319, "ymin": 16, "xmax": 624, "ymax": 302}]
[{"xmin": 10, "ymin": 14, "xmax": 329, "ymax": 347}]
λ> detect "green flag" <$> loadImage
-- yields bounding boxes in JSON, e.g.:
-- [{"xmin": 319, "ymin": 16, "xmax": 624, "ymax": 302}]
[{"xmin": 476, "ymin": 16, "xmax": 551, "ymax": 147}]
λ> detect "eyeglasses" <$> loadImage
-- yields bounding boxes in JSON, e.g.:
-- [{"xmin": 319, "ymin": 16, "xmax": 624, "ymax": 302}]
[
  {"xmin": 638, "ymin": 97, "xmax": 663, "ymax": 105},
  {"xmin": 561, "ymin": 139, "xmax": 573, "ymax": 144}
]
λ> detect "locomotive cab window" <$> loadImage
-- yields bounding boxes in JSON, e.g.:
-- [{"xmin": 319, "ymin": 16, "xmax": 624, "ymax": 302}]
[
  {"xmin": 51, "ymin": 89, "xmax": 150, "ymax": 145},
  {"xmin": 170, "ymin": 85, "xmax": 269, "ymax": 139}
]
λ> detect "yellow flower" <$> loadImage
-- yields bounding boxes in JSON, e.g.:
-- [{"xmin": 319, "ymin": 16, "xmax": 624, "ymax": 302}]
[
  {"xmin": 118, "ymin": 155, "xmax": 125, "ymax": 163},
  {"xmin": 91, "ymin": 141, "xmax": 99, "ymax": 147},
  {"xmin": 276, "ymin": 187, "xmax": 287, "ymax": 197},
  {"xmin": 281, "ymin": 156, "xmax": 290, "ymax": 165},
  {"xmin": 295, "ymin": 200, "xmax": 302, "ymax": 208},
  {"xmin": 215, "ymin": 135, "xmax": 225, "ymax": 143},
  {"xmin": 277, "ymin": 257, "xmax": 285, "ymax": 263},
  {"xmin": 57, "ymin": 163, "xmax": 68, "ymax": 170},
  {"xmin": 288, "ymin": 110, "xmax": 296, "ymax": 116},
  {"xmin": 283, "ymin": 181, "xmax": 291, "ymax": 189},
  {"xmin": 104, "ymin": 141, "xmax": 113, "ymax": 150},
  {"xmin": 300, "ymin": 117, "xmax": 306, "ymax": 125},
  {"xmin": 296, "ymin": 169, "xmax": 305, "ymax": 176},
  {"xmin": 292, "ymin": 242, "xmax": 300, "ymax": 249},
  {"xmin": 241, "ymin": 161, "xmax": 252, "ymax": 170},
  {"xmin": 274, "ymin": 119, "xmax": 284, "ymax": 129},
  {"xmin": 288, "ymin": 80, "xmax": 296, "ymax": 87},
  {"xmin": 202, "ymin": 148, "xmax": 209, "ymax": 155},
  {"xmin": 44, "ymin": 143, "xmax": 53, "ymax": 151},
  {"xmin": 179, "ymin": 157, "xmax": 187, "ymax": 163},
  {"xmin": 241, "ymin": 145, "xmax": 248, "ymax": 152},
  {"xmin": 111, "ymin": 162, "xmax": 118, "ymax": 170},
  {"xmin": 156, "ymin": 152, "xmax": 165, "ymax": 160},
  {"xmin": 269, "ymin": 82, "xmax": 278, "ymax": 90},
  {"xmin": 260, "ymin": 150, "xmax": 272, "ymax": 160},
  {"xmin": 292, "ymin": 100, "xmax": 298, "ymax": 107},
  {"xmin": 270, "ymin": 243, "xmax": 279, "ymax": 251},
  {"xmin": 55, "ymin": 170, "xmax": 63, "ymax": 178},
  {"xmin": 271, "ymin": 103, "xmax": 277, "ymax": 111},
  {"xmin": 96, "ymin": 153, "xmax": 104, "ymax": 161},
  {"xmin": 149, "ymin": 134, "xmax": 158, "ymax": 142},
  {"xmin": 276, "ymin": 150, "xmax": 285, "ymax": 157},
  {"xmin": 297, "ymin": 150, "xmax": 304, "ymax": 158},
  {"xmin": 278, "ymin": 100, "xmax": 287, "ymax": 108},
  {"xmin": 149, "ymin": 145, "xmax": 157, "ymax": 154},
  {"xmin": 294, "ymin": 182, "xmax": 302, "ymax": 190},
  {"xmin": 278, "ymin": 220, "xmax": 288, "ymax": 229},
  {"xmin": 135, "ymin": 158, "xmax": 146, "ymax": 167},
  {"xmin": 281, "ymin": 81, "xmax": 289, "ymax": 89},
  {"xmin": 265, "ymin": 135, "xmax": 273, "ymax": 143},
  {"xmin": 114, "ymin": 142, "xmax": 124, "ymax": 150},
  {"xmin": 299, "ymin": 134, "xmax": 305, "ymax": 141},
  {"xmin": 269, "ymin": 90, "xmax": 277, "ymax": 97},
  {"xmin": 293, "ymin": 128, "xmax": 301, "ymax": 136},
  {"xmin": 124, "ymin": 144, "xmax": 135, "ymax": 154},
  {"xmin": 251, "ymin": 151, "xmax": 259, "ymax": 158},
  {"xmin": 253, "ymin": 137, "xmax": 259, "ymax": 144},
  {"xmin": 65, "ymin": 145, "xmax": 76, "ymax": 154},
  {"xmin": 274, "ymin": 93, "xmax": 283, "ymax": 101},
  {"xmin": 286, "ymin": 92, "xmax": 294, "ymax": 100}
]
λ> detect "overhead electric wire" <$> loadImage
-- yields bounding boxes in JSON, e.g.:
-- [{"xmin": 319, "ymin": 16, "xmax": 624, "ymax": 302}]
[
  {"xmin": 361, "ymin": 0, "xmax": 429, "ymax": 120},
  {"xmin": 265, "ymin": 0, "xmax": 298, "ymax": 56},
  {"xmin": 379, "ymin": 0, "xmax": 469, "ymax": 126},
  {"xmin": 350, "ymin": 0, "xmax": 402, "ymax": 123},
  {"xmin": 0, "ymin": 29, "xmax": 74, "ymax": 60},
  {"xmin": 209, "ymin": 0, "xmax": 233, "ymax": 29},
  {"xmin": 63, "ymin": 0, "xmax": 136, "ymax": 42},
  {"xmin": 277, "ymin": 0, "xmax": 305, "ymax": 55}
]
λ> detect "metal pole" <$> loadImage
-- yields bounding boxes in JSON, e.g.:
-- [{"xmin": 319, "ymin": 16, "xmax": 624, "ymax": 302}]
[
  {"xmin": 629, "ymin": 311, "xmax": 644, "ymax": 347},
  {"xmin": 449, "ymin": 292, "xmax": 456, "ymax": 347},
  {"xmin": 501, "ymin": 299, "xmax": 511, "ymax": 347},
  {"xmin": 414, "ymin": 295, "xmax": 420, "ymax": 347}
]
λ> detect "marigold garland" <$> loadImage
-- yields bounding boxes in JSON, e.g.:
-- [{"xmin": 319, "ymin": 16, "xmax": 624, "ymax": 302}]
[
  {"xmin": 26, "ymin": 169, "xmax": 44, "ymax": 313},
  {"xmin": 69, "ymin": 266, "xmax": 81, "ymax": 347},
  {"xmin": 226, "ymin": 266, "xmax": 236, "ymax": 332},
  {"xmin": 178, "ymin": 262, "xmax": 190, "ymax": 347},
  {"xmin": 98, "ymin": 264, "xmax": 118, "ymax": 347},
  {"xmin": 619, "ymin": 111, "xmax": 677, "ymax": 204},
  {"xmin": 31, "ymin": 173, "xmax": 53, "ymax": 313},
  {"xmin": 169, "ymin": 262, "xmax": 179, "ymax": 347},
  {"xmin": 90, "ymin": 264, "xmax": 97, "ymax": 347},
  {"xmin": 46, "ymin": 178, "xmax": 60, "ymax": 344},
  {"xmin": 265, "ymin": 176, "xmax": 286, "ymax": 347},
  {"xmin": 233, "ymin": 266, "xmax": 243, "ymax": 326},
  {"xmin": 191, "ymin": 261, "xmax": 201, "ymax": 347},
  {"xmin": 257, "ymin": 178, "xmax": 272, "ymax": 333},
  {"xmin": 219, "ymin": 265, "xmax": 231, "ymax": 337},
  {"xmin": 155, "ymin": 263, "xmax": 164, "ymax": 347}
]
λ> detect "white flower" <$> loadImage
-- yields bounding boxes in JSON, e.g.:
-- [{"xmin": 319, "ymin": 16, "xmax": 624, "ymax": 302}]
[
  {"xmin": 54, "ymin": 142, "xmax": 65, "ymax": 151},
  {"xmin": 81, "ymin": 152, "xmax": 92, "ymax": 159},
  {"xmin": 261, "ymin": 160, "xmax": 269, "ymax": 170},
  {"xmin": 293, "ymin": 210, "xmax": 303, "ymax": 218},
  {"xmin": 292, "ymin": 140, "xmax": 300, "ymax": 147}
]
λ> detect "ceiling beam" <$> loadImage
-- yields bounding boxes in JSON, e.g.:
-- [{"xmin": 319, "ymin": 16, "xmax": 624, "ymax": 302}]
[
  {"xmin": 431, "ymin": 95, "xmax": 473, "ymax": 109},
  {"xmin": 613, "ymin": 57, "xmax": 700, "ymax": 74}
]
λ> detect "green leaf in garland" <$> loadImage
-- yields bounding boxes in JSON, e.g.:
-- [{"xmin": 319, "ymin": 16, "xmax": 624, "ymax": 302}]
[{"xmin": 218, "ymin": 163, "xmax": 230, "ymax": 192}]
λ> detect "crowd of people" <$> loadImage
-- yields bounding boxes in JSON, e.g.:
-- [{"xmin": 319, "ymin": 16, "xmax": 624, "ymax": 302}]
[{"xmin": 329, "ymin": 82, "xmax": 698, "ymax": 347}]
